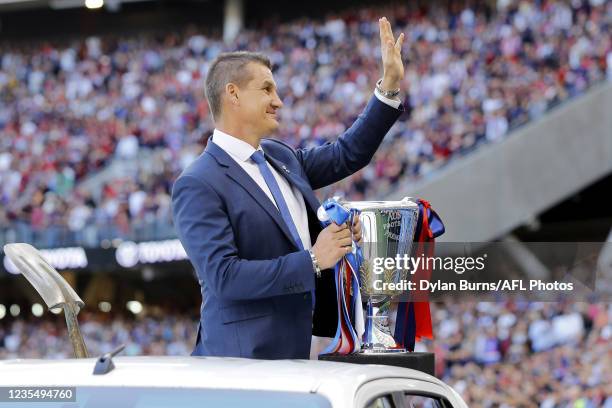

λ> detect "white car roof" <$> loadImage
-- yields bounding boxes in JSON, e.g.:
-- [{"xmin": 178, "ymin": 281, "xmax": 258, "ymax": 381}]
[
  {"xmin": 0, "ymin": 357, "xmax": 465, "ymax": 407},
  {"xmin": 0, "ymin": 356, "xmax": 441, "ymax": 390}
]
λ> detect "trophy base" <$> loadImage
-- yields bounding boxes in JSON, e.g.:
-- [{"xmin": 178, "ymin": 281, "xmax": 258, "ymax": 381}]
[
  {"xmin": 319, "ymin": 352, "xmax": 435, "ymax": 376},
  {"xmin": 360, "ymin": 347, "xmax": 406, "ymax": 354}
]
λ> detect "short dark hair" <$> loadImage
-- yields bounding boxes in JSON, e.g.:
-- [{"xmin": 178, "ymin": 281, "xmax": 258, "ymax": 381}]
[{"xmin": 205, "ymin": 51, "xmax": 272, "ymax": 122}]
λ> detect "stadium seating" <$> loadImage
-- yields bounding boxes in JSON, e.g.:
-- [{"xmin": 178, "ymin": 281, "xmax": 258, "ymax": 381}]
[{"xmin": 0, "ymin": 1, "xmax": 610, "ymax": 247}]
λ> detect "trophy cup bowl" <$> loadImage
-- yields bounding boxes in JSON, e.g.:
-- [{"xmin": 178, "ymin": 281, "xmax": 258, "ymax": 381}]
[{"xmin": 341, "ymin": 197, "xmax": 420, "ymax": 353}]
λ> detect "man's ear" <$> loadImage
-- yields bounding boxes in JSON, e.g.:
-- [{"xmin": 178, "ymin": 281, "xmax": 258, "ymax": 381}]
[{"xmin": 226, "ymin": 83, "xmax": 239, "ymax": 105}]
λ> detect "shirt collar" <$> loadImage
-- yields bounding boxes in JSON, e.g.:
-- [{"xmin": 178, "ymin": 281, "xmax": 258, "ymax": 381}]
[{"xmin": 212, "ymin": 129, "xmax": 262, "ymax": 162}]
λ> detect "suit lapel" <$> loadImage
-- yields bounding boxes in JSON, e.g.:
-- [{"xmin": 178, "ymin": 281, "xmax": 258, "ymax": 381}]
[
  {"xmin": 205, "ymin": 141, "xmax": 298, "ymax": 247},
  {"xmin": 264, "ymin": 153, "xmax": 321, "ymax": 216}
]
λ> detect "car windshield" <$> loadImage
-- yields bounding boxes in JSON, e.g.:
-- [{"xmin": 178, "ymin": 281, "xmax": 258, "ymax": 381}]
[{"xmin": 0, "ymin": 387, "xmax": 332, "ymax": 408}]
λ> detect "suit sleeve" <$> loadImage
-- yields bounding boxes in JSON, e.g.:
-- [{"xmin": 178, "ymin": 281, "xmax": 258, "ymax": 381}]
[
  {"xmin": 172, "ymin": 174, "xmax": 315, "ymax": 301},
  {"xmin": 296, "ymin": 95, "xmax": 403, "ymax": 190}
]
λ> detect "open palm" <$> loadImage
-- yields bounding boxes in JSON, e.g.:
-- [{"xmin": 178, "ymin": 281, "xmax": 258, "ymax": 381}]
[{"xmin": 379, "ymin": 17, "xmax": 405, "ymax": 89}]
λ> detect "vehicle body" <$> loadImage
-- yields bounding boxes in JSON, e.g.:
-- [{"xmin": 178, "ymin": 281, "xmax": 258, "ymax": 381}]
[
  {"xmin": 0, "ymin": 356, "xmax": 468, "ymax": 407},
  {"xmin": 0, "ymin": 245, "xmax": 467, "ymax": 407}
]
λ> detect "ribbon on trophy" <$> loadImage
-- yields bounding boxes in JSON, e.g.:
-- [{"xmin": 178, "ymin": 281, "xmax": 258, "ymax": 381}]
[
  {"xmin": 393, "ymin": 199, "xmax": 445, "ymax": 351},
  {"xmin": 317, "ymin": 199, "xmax": 365, "ymax": 355}
]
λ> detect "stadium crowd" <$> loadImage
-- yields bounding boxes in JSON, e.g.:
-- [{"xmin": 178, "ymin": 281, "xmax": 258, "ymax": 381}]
[
  {"xmin": 0, "ymin": 301, "xmax": 609, "ymax": 407},
  {"xmin": 0, "ymin": 0, "xmax": 611, "ymax": 247}
]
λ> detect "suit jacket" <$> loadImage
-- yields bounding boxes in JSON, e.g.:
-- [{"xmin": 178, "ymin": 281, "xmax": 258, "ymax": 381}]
[{"xmin": 172, "ymin": 95, "xmax": 403, "ymax": 359}]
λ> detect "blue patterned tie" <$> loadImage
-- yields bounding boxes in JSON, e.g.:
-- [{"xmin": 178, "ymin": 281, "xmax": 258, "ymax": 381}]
[{"xmin": 251, "ymin": 150, "xmax": 304, "ymax": 250}]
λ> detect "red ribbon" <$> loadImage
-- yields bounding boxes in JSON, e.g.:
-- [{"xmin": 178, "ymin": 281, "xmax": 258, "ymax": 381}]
[{"xmin": 413, "ymin": 198, "xmax": 434, "ymax": 341}]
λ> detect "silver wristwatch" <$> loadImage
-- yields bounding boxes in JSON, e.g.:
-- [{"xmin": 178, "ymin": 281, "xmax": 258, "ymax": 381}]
[
  {"xmin": 308, "ymin": 249, "xmax": 322, "ymax": 278},
  {"xmin": 375, "ymin": 78, "xmax": 400, "ymax": 98}
]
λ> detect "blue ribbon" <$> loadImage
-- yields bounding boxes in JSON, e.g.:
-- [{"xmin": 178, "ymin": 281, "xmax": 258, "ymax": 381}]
[{"xmin": 318, "ymin": 199, "xmax": 364, "ymax": 355}]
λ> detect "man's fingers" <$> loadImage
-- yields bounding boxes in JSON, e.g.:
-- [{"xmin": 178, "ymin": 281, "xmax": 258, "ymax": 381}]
[
  {"xmin": 328, "ymin": 222, "xmax": 347, "ymax": 232},
  {"xmin": 386, "ymin": 18, "xmax": 393, "ymax": 39},
  {"xmin": 334, "ymin": 228, "xmax": 351, "ymax": 240},
  {"xmin": 385, "ymin": 18, "xmax": 395, "ymax": 42},
  {"xmin": 351, "ymin": 215, "xmax": 362, "ymax": 242},
  {"xmin": 336, "ymin": 246, "xmax": 352, "ymax": 257},
  {"xmin": 379, "ymin": 17, "xmax": 394, "ymax": 45},
  {"xmin": 379, "ymin": 18, "xmax": 388, "ymax": 45},
  {"xmin": 338, "ymin": 237, "xmax": 353, "ymax": 248}
]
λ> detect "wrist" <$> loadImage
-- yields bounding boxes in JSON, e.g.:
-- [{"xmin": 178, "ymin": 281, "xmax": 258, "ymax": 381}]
[
  {"xmin": 308, "ymin": 249, "xmax": 322, "ymax": 278},
  {"xmin": 377, "ymin": 78, "xmax": 401, "ymax": 99},
  {"xmin": 381, "ymin": 75, "xmax": 401, "ymax": 91}
]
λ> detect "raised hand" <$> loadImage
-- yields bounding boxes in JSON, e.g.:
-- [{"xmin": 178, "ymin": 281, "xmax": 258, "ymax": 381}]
[{"xmin": 379, "ymin": 17, "xmax": 405, "ymax": 92}]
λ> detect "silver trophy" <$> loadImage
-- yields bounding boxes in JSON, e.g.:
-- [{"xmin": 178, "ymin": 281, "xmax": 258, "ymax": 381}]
[{"xmin": 342, "ymin": 197, "xmax": 420, "ymax": 353}]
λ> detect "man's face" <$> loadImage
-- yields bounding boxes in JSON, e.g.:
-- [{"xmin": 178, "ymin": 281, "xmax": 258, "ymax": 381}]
[{"xmin": 234, "ymin": 63, "xmax": 283, "ymax": 137}]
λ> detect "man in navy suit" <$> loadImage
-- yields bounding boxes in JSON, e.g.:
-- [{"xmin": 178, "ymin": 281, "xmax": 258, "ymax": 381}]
[{"xmin": 172, "ymin": 17, "xmax": 406, "ymax": 359}]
